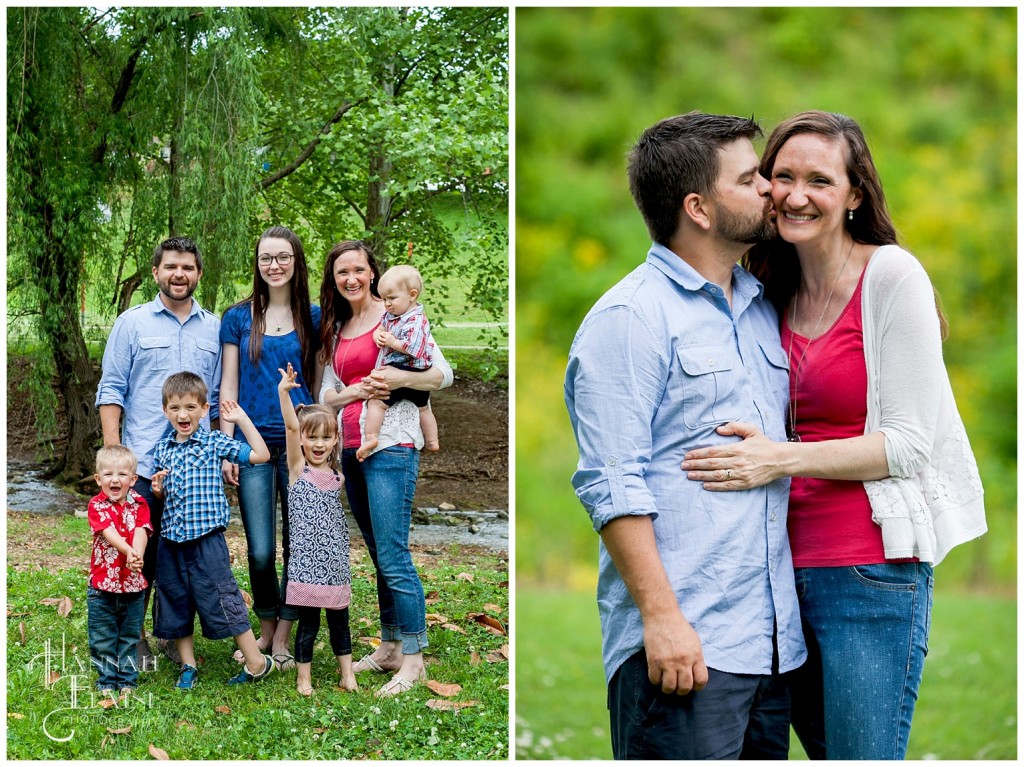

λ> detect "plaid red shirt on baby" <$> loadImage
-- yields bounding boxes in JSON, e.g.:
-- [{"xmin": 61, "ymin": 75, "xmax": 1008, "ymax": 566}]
[{"xmin": 88, "ymin": 489, "xmax": 152, "ymax": 593}]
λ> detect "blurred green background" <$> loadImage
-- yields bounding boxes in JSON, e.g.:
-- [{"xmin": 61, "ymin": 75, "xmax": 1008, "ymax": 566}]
[{"xmin": 515, "ymin": 7, "xmax": 1016, "ymax": 760}]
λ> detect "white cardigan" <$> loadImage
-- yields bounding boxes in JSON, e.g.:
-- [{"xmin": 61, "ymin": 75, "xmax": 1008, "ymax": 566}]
[{"xmin": 861, "ymin": 245, "xmax": 986, "ymax": 565}]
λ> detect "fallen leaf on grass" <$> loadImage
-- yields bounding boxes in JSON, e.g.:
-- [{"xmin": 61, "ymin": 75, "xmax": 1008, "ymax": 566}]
[
  {"xmin": 38, "ymin": 598, "xmax": 62, "ymax": 605},
  {"xmin": 358, "ymin": 616, "xmax": 374, "ymax": 626},
  {"xmin": 149, "ymin": 743, "xmax": 170, "ymax": 760},
  {"xmin": 467, "ymin": 613, "xmax": 506, "ymax": 636},
  {"xmin": 313, "ymin": 727, "xmax": 328, "ymax": 734},
  {"xmin": 175, "ymin": 720, "xmax": 194, "ymax": 730},
  {"xmin": 425, "ymin": 590, "xmax": 440, "ymax": 600},
  {"xmin": 426, "ymin": 699, "xmax": 479, "ymax": 711},
  {"xmin": 425, "ymin": 680, "xmax": 462, "ymax": 697},
  {"xmin": 57, "ymin": 596, "xmax": 73, "ymax": 617},
  {"xmin": 425, "ymin": 612, "xmax": 449, "ymax": 625},
  {"xmin": 48, "ymin": 671, "xmax": 61, "ymax": 685},
  {"xmin": 441, "ymin": 622, "xmax": 466, "ymax": 635},
  {"xmin": 486, "ymin": 648, "xmax": 509, "ymax": 664},
  {"xmin": 469, "ymin": 650, "xmax": 482, "ymax": 667},
  {"xmin": 497, "ymin": 580, "xmax": 509, "ymax": 589},
  {"xmin": 358, "ymin": 636, "xmax": 380, "ymax": 648},
  {"xmin": 97, "ymin": 697, "xmax": 118, "ymax": 709},
  {"xmin": 483, "ymin": 603, "xmax": 503, "ymax": 614},
  {"xmin": 214, "ymin": 705, "xmax": 231, "ymax": 715},
  {"xmin": 456, "ymin": 572, "xmax": 474, "ymax": 583},
  {"xmin": 19, "ymin": 621, "xmax": 26, "ymax": 645},
  {"xmin": 101, "ymin": 735, "xmax": 110, "ymax": 748},
  {"xmin": 8, "ymin": 712, "xmax": 25, "ymax": 719},
  {"xmin": 107, "ymin": 725, "xmax": 132, "ymax": 735}
]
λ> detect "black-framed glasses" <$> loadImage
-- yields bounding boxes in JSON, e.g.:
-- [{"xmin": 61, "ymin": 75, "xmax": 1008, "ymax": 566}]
[{"xmin": 258, "ymin": 252, "xmax": 294, "ymax": 266}]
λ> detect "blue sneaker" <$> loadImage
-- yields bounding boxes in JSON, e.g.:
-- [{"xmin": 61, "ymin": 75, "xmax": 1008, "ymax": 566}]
[
  {"xmin": 176, "ymin": 664, "xmax": 198, "ymax": 690},
  {"xmin": 227, "ymin": 654, "xmax": 274, "ymax": 686}
]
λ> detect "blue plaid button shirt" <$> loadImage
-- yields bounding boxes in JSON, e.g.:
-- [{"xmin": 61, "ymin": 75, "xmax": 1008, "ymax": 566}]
[{"xmin": 154, "ymin": 426, "xmax": 252, "ymax": 542}]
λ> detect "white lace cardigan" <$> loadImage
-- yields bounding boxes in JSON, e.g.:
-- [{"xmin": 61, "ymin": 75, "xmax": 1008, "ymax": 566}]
[{"xmin": 861, "ymin": 245, "xmax": 986, "ymax": 564}]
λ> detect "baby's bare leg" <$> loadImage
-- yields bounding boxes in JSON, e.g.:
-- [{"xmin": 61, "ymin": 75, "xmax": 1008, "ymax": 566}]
[
  {"xmin": 420, "ymin": 405, "xmax": 440, "ymax": 451},
  {"xmin": 357, "ymin": 399, "xmax": 388, "ymax": 461}
]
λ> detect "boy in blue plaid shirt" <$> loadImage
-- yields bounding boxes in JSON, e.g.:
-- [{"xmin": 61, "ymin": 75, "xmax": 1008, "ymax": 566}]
[{"xmin": 151, "ymin": 371, "xmax": 274, "ymax": 689}]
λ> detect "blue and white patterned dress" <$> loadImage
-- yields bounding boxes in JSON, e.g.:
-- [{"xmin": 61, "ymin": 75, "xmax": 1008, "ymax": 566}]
[{"xmin": 285, "ymin": 466, "xmax": 351, "ymax": 608}]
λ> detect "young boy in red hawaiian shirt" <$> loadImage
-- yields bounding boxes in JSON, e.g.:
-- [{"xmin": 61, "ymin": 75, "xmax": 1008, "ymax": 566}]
[{"xmin": 87, "ymin": 445, "xmax": 151, "ymax": 697}]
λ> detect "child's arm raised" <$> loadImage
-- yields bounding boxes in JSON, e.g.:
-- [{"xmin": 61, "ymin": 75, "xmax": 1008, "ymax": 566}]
[
  {"xmin": 221, "ymin": 401, "xmax": 271, "ymax": 464},
  {"xmin": 279, "ymin": 364, "xmax": 306, "ymax": 484}
]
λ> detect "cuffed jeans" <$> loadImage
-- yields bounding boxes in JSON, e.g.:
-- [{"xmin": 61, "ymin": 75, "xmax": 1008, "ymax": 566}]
[
  {"xmin": 790, "ymin": 562, "xmax": 933, "ymax": 760},
  {"xmin": 238, "ymin": 447, "xmax": 298, "ymax": 621},
  {"xmin": 342, "ymin": 445, "xmax": 427, "ymax": 655},
  {"xmin": 87, "ymin": 587, "xmax": 145, "ymax": 690}
]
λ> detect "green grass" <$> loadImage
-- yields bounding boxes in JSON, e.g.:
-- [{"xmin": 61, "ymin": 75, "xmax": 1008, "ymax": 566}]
[
  {"xmin": 7, "ymin": 519, "xmax": 509, "ymax": 760},
  {"xmin": 516, "ymin": 585, "xmax": 1016, "ymax": 760}
]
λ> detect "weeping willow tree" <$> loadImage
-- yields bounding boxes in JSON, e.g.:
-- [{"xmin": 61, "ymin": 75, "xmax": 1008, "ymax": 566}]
[{"xmin": 7, "ymin": 7, "xmax": 268, "ymax": 481}]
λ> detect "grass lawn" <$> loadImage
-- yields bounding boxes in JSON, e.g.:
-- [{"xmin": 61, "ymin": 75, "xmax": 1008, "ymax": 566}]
[
  {"xmin": 515, "ymin": 585, "xmax": 1016, "ymax": 760},
  {"xmin": 7, "ymin": 516, "xmax": 509, "ymax": 760}
]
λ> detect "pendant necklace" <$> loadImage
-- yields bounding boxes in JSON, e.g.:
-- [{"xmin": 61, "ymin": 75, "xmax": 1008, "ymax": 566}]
[
  {"xmin": 267, "ymin": 304, "xmax": 290, "ymax": 333},
  {"xmin": 786, "ymin": 240, "xmax": 855, "ymax": 442}
]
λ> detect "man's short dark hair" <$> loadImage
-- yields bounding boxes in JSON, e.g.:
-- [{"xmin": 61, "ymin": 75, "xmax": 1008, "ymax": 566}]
[
  {"xmin": 628, "ymin": 112, "xmax": 762, "ymax": 245},
  {"xmin": 152, "ymin": 236, "xmax": 202, "ymax": 270}
]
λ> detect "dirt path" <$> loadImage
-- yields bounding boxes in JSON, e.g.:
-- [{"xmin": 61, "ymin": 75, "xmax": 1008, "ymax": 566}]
[{"xmin": 6, "ymin": 358, "xmax": 508, "ymax": 513}]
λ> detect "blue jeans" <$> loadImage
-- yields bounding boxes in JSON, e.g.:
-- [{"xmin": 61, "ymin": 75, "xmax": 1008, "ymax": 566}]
[
  {"xmin": 342, "ymin": 446, "xmax": 427, "ymax": 654},
  {"xmin": 790, "ymin": 562, "xmax": 934, "ymax": 760},
  {"xmin": 238, "ymin": 447, "xmax": 297, "ymax": 621},
  {"xmin": 609, "ymin": 649, "xmax": 791, "ymax": 759},
  {"xmin": 87, "ymin": 587, "xmax": 145, "ymax": 690}
]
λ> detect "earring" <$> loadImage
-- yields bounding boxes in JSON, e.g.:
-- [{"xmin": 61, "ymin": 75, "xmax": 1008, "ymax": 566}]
[{"xmin": 847, "ymin": 209, "xmax": 854, "ymax": 221}]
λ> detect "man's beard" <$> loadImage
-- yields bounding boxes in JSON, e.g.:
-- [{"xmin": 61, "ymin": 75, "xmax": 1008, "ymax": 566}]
[{"xmin": 716, "ymin": 203, "xmax": 776, "ymax": 245}]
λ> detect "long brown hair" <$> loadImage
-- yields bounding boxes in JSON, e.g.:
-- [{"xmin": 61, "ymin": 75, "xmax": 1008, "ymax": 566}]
[
  {"xmin": 744, "ymin": 111, "xmax": 947, "ymax": 338},
  {"xmin": 226, "ymin": 226, "xmax": 319, "ymax": 389},
  {"xmin": 317, "ymin": 240, "xmax": 383, "ymax": 364}
]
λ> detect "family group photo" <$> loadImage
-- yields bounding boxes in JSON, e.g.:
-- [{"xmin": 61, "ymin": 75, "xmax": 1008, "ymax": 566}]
[
  {"xmin": 5, "ymin": 3, "xmax": 1018, "ymax": 764},
  {"xmin": 7, "ymin": 6, "xmax": 508, "ymax": 761}
]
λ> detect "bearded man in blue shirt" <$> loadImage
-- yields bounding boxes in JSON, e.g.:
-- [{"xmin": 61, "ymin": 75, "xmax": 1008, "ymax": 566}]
[
  {"xmin": 565, "ymin": 112, "xmax": 806, "ymax": 760},
  {"xmin": 96, "ymin": 236, "xmax": 222, "ymax": 670}
]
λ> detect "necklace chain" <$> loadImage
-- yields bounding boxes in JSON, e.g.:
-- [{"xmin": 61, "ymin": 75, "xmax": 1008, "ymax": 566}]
[
  {"xmin": 267, "ymin": 303, "xmax": 290, "ymax": 333},
  {"xmin": 786, "ymin": 240, "xmax": 855, "ymax": 442}
]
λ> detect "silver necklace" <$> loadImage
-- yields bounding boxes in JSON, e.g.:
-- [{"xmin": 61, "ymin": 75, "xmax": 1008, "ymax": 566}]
[
  {"xmin": 267, "ymin": 304, "xmax": 290, "ymax": 333},
  {"xmin": 786, "ymin": 240, "xmax": 855, "ymax": 442}
]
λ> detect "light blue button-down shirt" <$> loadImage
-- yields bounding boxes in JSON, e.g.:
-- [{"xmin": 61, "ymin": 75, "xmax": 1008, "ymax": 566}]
[
  {"xmin": 96, "ymin": 294, "xmax": 222, "ymax": 479},
  {"xmin": 564, "ymin": 242, "xmax": 806, "ymax": 683}
]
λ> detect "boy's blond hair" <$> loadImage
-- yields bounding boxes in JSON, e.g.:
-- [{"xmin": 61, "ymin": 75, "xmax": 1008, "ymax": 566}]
[
  {"xmin": 297, "ymin": 404, "xmax": 341, "ymax": 469},
  {"xmin": 162, "ymin": 371, "xmax": 208, "ymax": 406},
  {"xmin": 95, "ymin": 444, "xmax": 139, "ymax": 474},
  {"xmin": 378, "ymin": 264, "xmax": 424, "ymax": 296}
]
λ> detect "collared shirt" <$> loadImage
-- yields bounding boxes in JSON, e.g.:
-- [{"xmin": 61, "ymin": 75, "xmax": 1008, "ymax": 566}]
[
  {"xmin": 564, "ymin": 242, "xmax": 806, "ymax": 683},
  {"xmin": 154, "ymin": 426, "xmax": 251, "ymax": 542},
  {"xmin": 87, "ymin": 489, "xmax": 152, "ymax": 593},
  {"xmin": 380, "ymin": 304, "xmax": 435, "ymax": 369},
  {"xmin": 95, "ymin": 294, "xmax": 222, "ymax": 478}
]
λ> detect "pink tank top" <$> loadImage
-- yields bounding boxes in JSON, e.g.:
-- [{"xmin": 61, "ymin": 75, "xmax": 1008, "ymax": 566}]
[
  {"xmin": 781, "ymin": 270, "xmax": 892, "ymax": 567},
  {"xmin": 333, "ymin": 326, "xmax": 381, "ymax": 449}
]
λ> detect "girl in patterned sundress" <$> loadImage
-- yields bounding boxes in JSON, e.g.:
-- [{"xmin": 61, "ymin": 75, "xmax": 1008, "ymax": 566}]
[{"xmin": 277, "ymin": 363, "xmax": 357, "ymax": 696}]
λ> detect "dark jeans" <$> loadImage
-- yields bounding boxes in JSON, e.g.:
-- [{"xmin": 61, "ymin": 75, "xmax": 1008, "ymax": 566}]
[
  {"xmin": 609, "ymin": 648, "xmax": 791, "ymax": 760},
  {"xmin": 87, "ymin": 587, "xmax": 145, "ymax": 690},
  {"xmin": 294, "ymin": 605, "xmax": 352, "ymax": 663},
  {"xmin": 238, "ymin": 447, "xmax": 297, "ymax": 621}
]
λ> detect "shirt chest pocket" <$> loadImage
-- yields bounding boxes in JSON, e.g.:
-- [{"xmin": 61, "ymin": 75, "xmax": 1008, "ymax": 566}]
[
  {"xmin": 189, "ymin": 338, "xmax": 220, "ymax": 378},
  {"xmin": 139, "ymin": 336, "xmax": 172, "ymax": 370},
  {"xmin": 757, "ymin": 341, "xmax": 790, "ymax": 413},
  {"xmin": 675, "ymin": 345, "xmax": 738, "ymax": 429}
]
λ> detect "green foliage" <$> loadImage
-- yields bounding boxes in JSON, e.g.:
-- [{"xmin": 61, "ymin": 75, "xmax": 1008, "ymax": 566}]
[
  {"xmin": 6, "ymin": 520, "xmax": 509, "ymax": 760},
  {"xmin": 515, "ymin": 6, "xmax": 1016, "ymax": 588},
  {"xmin": 515, "ymin": 586, "xmax": 1016, "ymax": 760}
]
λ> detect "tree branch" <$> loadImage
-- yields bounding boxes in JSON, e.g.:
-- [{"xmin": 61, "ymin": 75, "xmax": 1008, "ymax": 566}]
[{"xmin": 258, "ymin": 99, "xmax": 362, "ymax": 190}]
